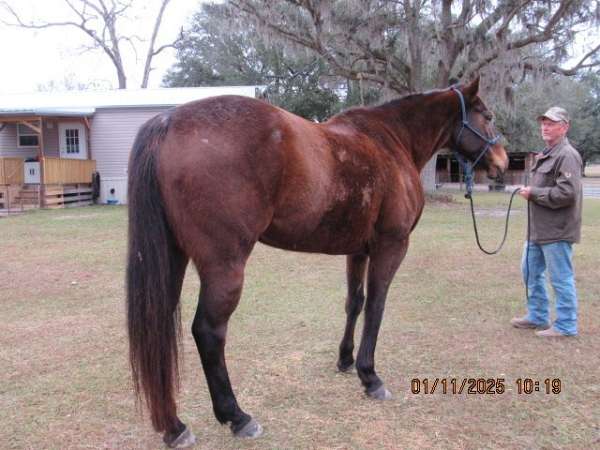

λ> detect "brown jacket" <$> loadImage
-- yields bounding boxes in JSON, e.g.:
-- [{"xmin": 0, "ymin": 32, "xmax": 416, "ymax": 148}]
[{"xmin": 529, "ymin": 137, "xmax": 583, "ymax": 244}]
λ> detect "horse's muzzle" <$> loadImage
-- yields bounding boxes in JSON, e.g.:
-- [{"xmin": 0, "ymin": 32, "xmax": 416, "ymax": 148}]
[{"xmin": 486, "ymin": 145, "xmax": 509, "ymax": 182}]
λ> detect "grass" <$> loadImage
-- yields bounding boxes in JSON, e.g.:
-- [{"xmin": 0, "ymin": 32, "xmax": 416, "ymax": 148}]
[{"xmin": 1, "ymin": 194, "xmax": 599, "ymax": 450}]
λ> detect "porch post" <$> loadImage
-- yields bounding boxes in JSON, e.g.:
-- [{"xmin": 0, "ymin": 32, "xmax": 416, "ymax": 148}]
[
  {"xmin": 83, "ymin": 117, "xmax": 92, "ymax": 160},
  {"xmin": 38, "ymin": 118, "xmax": 45, "ymax": 208}
]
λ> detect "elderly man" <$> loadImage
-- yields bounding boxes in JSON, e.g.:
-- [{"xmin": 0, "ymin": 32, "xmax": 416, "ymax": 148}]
[{"xmin": 511, "ymin": 106, "xmax": 583, "ymax": 337}]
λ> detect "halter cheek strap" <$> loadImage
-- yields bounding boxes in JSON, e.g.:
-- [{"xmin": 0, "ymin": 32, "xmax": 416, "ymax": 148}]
[{"xmin": 450, "ymin": 87, "xmax": 502, "ymax": 197}]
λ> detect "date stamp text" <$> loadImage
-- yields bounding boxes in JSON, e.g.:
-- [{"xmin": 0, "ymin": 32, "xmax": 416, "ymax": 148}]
[{"xmin": 410, "ymin": 378, "xmax": 562, "ymax": 395}]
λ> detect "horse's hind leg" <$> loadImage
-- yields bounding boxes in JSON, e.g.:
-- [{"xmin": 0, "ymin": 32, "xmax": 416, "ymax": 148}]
[
  {"xmin": 356, "ymin": 237, "xmax": 409, "ymax": 400},
  {"xmin": 338, "ymin": 253, "xmax": 368, "ymax": 372},
  {"xmin": 192, "ymin": 258, "xmax": 263, "ymax": 438}
]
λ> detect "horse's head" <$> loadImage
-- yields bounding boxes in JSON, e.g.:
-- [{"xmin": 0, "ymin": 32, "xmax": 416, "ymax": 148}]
[{"xmin": 449, "ymin": 77, "xmax": 508, "ymax": 181}]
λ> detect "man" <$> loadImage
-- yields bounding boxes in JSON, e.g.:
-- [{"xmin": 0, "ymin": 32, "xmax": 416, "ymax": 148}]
[{"xmin": 511, "ymin": 106, "xmax": 583, "ymax": 337}]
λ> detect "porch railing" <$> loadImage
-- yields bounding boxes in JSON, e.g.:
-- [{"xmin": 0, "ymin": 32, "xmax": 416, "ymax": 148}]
[
  {"xmin": 0, "ymin": 157, "xmax": 25, "ymax": 185},
  {"xmin": 43, "ymin": 157, "xmax": 96, "ymax": 184}
]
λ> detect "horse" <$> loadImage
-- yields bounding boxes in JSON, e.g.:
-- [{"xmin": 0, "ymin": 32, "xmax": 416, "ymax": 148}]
[{"xmin": 126, "ymin": 76, "xmax": 508, "ymax": 448}]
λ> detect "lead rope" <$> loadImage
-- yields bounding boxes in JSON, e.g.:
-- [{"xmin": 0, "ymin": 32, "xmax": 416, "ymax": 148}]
[
  {"xmin": 456, "ymin": 153, "xmax": 520, "ymax": 255},
  {"xmin": 466, "ymin": 186, "xmax": 521, "ymax": 255},
  {"xmin": 461, "ymin": 161, "xmax": 532, "ymax": 309},
  {"xmin": 524, "ymin": 193, "xmax": 531, "ymax": 309}
]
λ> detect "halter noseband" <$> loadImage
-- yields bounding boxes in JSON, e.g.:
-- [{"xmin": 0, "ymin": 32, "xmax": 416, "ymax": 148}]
[{"xmin": 450, "ymin": 86, "xmax": 502, "ymax": 198}]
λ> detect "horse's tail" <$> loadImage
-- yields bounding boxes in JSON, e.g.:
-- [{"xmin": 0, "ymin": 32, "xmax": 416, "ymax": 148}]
[{"xmin": 126, "ymin": 113, "xmax": 183, "ymax": 432}]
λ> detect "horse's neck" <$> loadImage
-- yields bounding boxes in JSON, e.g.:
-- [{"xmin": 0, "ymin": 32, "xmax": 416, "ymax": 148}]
[{"xmin": 375, "ymin": 94, "xmax": 457, "ymax": 172}]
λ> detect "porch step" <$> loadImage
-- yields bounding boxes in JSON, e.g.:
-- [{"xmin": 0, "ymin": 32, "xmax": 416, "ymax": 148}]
[{"xmin": 14, "ymin": 189, "xmax": 40, "ymax": 206}]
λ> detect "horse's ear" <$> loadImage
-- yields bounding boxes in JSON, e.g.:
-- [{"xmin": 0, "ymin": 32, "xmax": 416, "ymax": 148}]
[{"xmin": 462, "ymin": 76, "xmax": 480, "ymax": 99}]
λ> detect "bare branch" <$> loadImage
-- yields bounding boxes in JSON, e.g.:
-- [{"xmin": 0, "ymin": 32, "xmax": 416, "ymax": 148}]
[
  {"xmin": 462, "ymin": 0, "xmax": 596, "ymax": 79},
  {"xmin": 0, "ymin": 0, "xmax": 134, "ymax": 88},
  {"xmin": 533, "ymin": 43, "xmax": 600, "ymax": 76},
  {"xmin": 141, "ymin": 0, "xmax": 172, "ymax": 88},
  {"xmin": 506, "ymin": 0, "xmax": 578, "ymax": 50},
  {"xmin": 1, "ymin": 1, "xmax": 81, "ymax": 28},
  {"xmin": 152, "ymin": 43, "xmax": 176, "ymax": 56}
]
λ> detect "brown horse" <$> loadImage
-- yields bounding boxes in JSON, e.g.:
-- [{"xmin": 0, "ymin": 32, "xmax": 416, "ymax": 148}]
[{"xmin": 127, "ymin": 77, "xmax": 508, "ymax": 447}]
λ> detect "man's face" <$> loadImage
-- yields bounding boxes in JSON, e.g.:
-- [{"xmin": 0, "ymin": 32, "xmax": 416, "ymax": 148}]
[{"xmin": 540, "ymin": 118, "xmax": 569, "ymax": 146}]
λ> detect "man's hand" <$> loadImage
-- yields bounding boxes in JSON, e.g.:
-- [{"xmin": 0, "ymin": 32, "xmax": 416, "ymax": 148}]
[{"xmin": 519, "ymin": 186, "xmax": 532, "ymax": 200}]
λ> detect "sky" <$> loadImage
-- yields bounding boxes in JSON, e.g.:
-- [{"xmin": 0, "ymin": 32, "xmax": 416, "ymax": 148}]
[{"xmin": 0, "ymin": 0, "xmax": 203, "ymax": 94}]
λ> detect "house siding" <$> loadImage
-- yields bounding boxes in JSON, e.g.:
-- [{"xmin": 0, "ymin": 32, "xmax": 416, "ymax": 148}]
[
  {"xmin": 43, "ymin": 119, "xmax": 59, "ymax": 157},
  {"xmin": 91, "ymin": 107, "xmax": 167, "ymax": 178},
  {"xmin": 0, "ymin": 124, "xmax": 38, "ymax": 159},
  {"xmin": 91, "ymin": 107, "xmax": 168, "ymax": 204}
]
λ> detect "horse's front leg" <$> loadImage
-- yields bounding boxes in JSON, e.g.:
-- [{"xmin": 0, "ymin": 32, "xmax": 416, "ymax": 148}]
[
  {"xmin": 337, "ymin": 253, "xmax": 368, "ymax": 372},
  {"xmin": 356, "ymin": 236, "xmax": 409, "ymax": 400}
]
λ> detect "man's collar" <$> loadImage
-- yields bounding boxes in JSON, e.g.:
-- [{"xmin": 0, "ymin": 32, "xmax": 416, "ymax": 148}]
[{"xmin": 541, "ymin": 137, "xmax": 568, "ymax": 156}]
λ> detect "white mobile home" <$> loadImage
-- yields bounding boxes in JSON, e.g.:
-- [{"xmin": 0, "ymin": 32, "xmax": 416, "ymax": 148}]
[{"xmin": 0, "ymin": 86, "xmax": 260, "ymax": 212}]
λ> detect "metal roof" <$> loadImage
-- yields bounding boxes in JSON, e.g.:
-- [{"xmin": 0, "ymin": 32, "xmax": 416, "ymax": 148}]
[
  {"xmin": 0, "ymin": 108, "xmax": 96, "ymax": 118},
  {"xmin": 0, "ymin": 86, "xmax": 260, "ymax": 114}
]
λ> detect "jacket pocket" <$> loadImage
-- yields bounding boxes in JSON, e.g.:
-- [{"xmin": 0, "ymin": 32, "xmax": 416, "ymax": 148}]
[{"xmin": 532, "ymin": 164, "xmax": 555, "ymax": 187}]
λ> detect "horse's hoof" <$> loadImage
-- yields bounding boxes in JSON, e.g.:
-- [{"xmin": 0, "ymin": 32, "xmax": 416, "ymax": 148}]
[
  {"xmin": 164, "ymin": 426, "xmax": 197, "ymax": 448},
  {"xmin": 233, "ymin": 418, "xmax": 263, "ymax": 438},
  {"xmin": 337, "ymin": 361, "xmax": 355, "ymax": 373},
  {"xmin": 367, "ymin": 385, "xmax": 392, "ymax": 400}
]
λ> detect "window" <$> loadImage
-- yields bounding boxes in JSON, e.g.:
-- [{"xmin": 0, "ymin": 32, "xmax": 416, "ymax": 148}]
[
  {"xmin": 64, "ymin": 128, "xmax": 80, "ymax": 154},
  {"xmin": 17, "ymin": 124, "xmax": 39, "ymax": 147}
]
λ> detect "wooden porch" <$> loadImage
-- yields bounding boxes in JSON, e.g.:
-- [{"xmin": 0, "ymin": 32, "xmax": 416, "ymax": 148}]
[{"xmin": 0, "ymin": 157, "xmax": 96, "ymax": 214}]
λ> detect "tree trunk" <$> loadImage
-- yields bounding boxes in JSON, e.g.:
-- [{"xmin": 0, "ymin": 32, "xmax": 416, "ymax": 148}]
[
  {"xmin": 117, "ymin": 67, "xmax": 127, "ymax": 89},
  {"xmin": 141, "ymin": 0, "xmax": 172, "ymax": 88},
  {"xmin": 421, "ymin": 158, "xmax": 437, "ymax": 193}
]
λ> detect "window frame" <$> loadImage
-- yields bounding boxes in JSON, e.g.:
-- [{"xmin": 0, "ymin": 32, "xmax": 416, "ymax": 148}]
[
  {"xmin": 64, "ymin": 128, "xmax": 81, "ymax": 154},
  {"xmin": 17, "ymin": 123, "xmax": 40, "ymax": 148}
]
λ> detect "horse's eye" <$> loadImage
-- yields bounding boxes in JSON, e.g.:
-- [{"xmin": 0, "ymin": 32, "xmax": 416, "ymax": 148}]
[{"xmin": 483, "ymin": 111, "xmax": 493, "ymax": 121}]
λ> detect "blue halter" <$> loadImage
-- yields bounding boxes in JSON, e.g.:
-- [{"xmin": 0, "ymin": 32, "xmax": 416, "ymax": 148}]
[{"xmin": 450, "ymin": 87, "xmax": 502, "ymax": 198}]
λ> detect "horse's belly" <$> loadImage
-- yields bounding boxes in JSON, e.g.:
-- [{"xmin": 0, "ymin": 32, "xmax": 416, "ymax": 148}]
[{"xmin": 259, "ymin": 215, "xmax": 371, "ymax": 255}]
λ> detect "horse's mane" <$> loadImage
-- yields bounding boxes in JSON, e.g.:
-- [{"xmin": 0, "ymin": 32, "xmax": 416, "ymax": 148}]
[
  {"xmin": 330, "ymin": 87, "xmax": 452, "ymax": 123},
  {"xmin": 376, "ymin": 87, "xmax": 451, "ymax": 112}
]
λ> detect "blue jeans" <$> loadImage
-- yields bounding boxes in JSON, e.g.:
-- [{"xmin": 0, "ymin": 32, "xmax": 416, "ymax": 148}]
[{"xmin": 521, "ymin": 241, "xmax": 578, "ymax": 335}]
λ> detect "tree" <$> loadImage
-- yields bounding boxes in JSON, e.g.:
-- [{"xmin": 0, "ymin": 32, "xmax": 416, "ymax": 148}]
[
  {"xmin": 36, "ymin": 73, "xmax": 113, "ymax": 92},
  {"xmin": 229, "ymin": 0, "xmax": 600, "ymax": 190},
  {"xmin": 574, "ymin": 74, "xmax": 600, "ymax": 169},
  {"xmin": 229, "ymin": 0, "xmax": 600, "ymax": 93},
  {"xmin": 164, "ymin": 3, "xmax": 342, "ymax": 121},
  {"xmin": 495, "ymin": 74, "xmax": 600, "ymax": 173},
  {"xmin": 0, "ymin": 0, "xmax": 176, "ymax": 88}
]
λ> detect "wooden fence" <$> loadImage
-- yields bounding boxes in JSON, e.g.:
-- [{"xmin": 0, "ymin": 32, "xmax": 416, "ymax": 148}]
[
  {"xmin": 0, "ymin": 158, "xmax": 24, "ymax": 185},
  {"xmin": 43, "ymin": 158, "xmax": 96, "ymax": 184}
]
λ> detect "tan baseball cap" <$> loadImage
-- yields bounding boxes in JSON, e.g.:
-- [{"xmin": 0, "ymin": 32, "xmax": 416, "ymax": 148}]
[{"xmin": 537, "ymin": 106, "xmax": 569, "ymax": 123}]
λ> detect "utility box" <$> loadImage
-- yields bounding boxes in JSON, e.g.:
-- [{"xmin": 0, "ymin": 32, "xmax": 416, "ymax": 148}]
[{"xmin": 24, "ymin": 162, "xmax": 41, "ymax": 184}]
